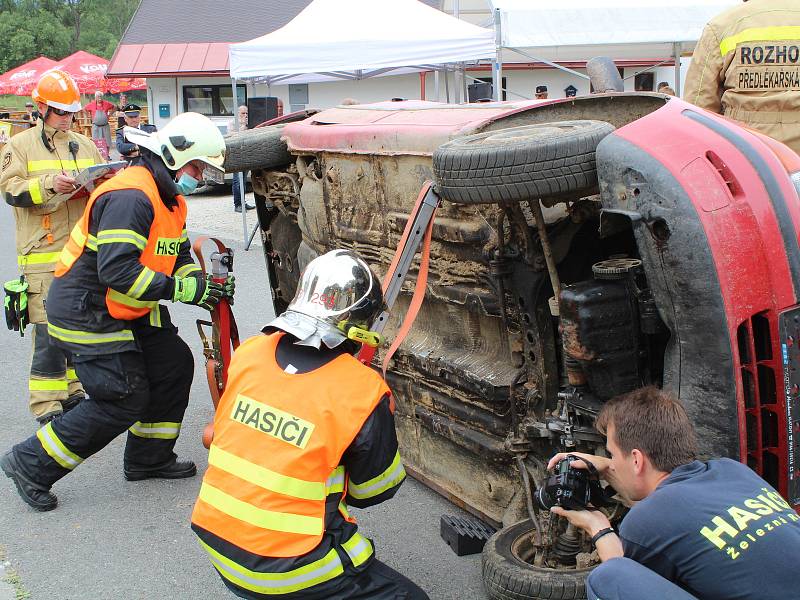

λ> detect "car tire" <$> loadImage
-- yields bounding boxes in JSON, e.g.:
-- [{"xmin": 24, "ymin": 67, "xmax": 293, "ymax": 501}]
[
  {"xmin": 223, "ymin": 125, "xmax": 292, "ymax": 173},
  {"xmin": 482, "ymin": 520, "xmax": 592, "ymax": 600},
  {"xmin": 433, "ymin": 120, "xmax": 614, "ymax": 204}
]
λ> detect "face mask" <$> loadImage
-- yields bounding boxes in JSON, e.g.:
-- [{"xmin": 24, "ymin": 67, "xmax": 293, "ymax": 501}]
[{"xmin": 175, "ymin": 173, "xmax": 199, "ymax": 196}]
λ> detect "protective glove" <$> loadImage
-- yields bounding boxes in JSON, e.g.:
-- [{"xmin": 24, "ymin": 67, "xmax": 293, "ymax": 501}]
[
  {"xmin": 222, "ymin": 275, "xmax": 235, "ymax": 305},
  {"xmin": 172, "ymin": 274, "xmax": 225, "ymax": 311}
]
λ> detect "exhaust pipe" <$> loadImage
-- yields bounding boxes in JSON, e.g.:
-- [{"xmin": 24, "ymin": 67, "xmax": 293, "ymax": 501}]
[{"xmin": 586, "ymin": 57, "xmax": 624, "ymax": 93}]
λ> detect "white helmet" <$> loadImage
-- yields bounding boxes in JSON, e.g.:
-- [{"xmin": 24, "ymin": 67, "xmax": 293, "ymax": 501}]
[
  {"xmin": 267, "ymin": 249, "xmax": 385, "ymax": 349},
  {"xmin": 124, "ymin": 112, "xmax": 225, "ymax": 171}
]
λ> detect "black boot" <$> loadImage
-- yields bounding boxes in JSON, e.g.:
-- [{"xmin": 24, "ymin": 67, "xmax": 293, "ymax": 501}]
[
  {"xmin": 124, "ymin": 458, "xmax": 197, "ymax": 481},
  {"xmin": 1, "ymin": 451, "xmax": 58, "ymax": 511}
]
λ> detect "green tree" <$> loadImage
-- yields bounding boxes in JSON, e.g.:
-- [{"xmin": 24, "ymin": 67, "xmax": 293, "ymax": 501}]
[
  {"xmin": 0, "ymin": 7, "xmax": 71, "ymax": 72},
  {"xmin": 0, "ymin": 0, "xmax": 137, "ymax": 72}
]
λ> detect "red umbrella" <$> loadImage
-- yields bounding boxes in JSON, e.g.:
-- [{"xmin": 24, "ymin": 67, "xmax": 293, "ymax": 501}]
[
  {"xmin": 55, "ymin": 50, "xmax": 146, "ymax": 94},
  {"xmin": 0, "ymin": 56, "xmax": 58, "ymax": 95}
]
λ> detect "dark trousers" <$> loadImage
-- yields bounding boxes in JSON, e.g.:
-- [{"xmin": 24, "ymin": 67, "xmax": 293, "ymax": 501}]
[
  {"xmin": 12, "ymin": 325, "xmax": 194, "ymax": 488},
  {"xmin": 29, "ymin": 323, "xmax": 83, "ymax": 418},
  {"xmin": 232, "ymin": 171, "xmax": 248, "ymax": 207},
  {"xmin": 223, "ymin": 559, "xmax": 430, "ymax": 600},
  {"xmin": 586, "ymin": 558, "xmax": 699, "ymax": 600}
]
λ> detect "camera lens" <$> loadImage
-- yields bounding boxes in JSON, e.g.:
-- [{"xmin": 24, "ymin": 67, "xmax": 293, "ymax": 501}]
[{"xmin": 534, "ymin": 486, "xmax": 556, "ymax": 510}]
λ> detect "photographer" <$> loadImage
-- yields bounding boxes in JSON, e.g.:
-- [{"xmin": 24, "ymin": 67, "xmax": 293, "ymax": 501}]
[{"xmin": 547, "ymin": 387, "xmax": 800, "ymax": 600}]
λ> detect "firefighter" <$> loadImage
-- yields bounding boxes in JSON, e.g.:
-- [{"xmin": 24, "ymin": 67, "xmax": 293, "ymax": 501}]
[
  {"xmin": 0, "ymin": 111, "xmax": 233, "ymax": 512},
  {"xmin": 191, "ymin": 249, "xmax": 429, "ymax": 600},
  {"xmin": 0, "ymin": 70, "xmax": 103, "ymax": 424},
  {"xmin": 683, "ymin": 0, "xmax": 800, "ymax": 154}
]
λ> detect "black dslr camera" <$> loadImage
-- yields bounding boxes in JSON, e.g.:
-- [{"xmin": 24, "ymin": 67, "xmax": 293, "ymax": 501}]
[{"xmin": 535, "ymin": 455, "xmax": 613, "ymax": 511}]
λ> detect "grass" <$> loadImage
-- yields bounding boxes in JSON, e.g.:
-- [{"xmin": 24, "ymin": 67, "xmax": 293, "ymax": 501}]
[
  {"xmin": 0, "ymin": 546, "xmax": 30, "ymax": 600},
  {"xmin": 0, "ymin": 96, "xmax": 27, "ymax": 110},
  {"xmin": 0, "ymin": 91, "xmax": 148, "ymax": 113}
]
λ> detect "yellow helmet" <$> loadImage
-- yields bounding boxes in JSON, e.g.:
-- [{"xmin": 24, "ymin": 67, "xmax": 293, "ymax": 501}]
[{"xmin": 123, "ymin": 112, "xmax": 225, "ymax": 171}]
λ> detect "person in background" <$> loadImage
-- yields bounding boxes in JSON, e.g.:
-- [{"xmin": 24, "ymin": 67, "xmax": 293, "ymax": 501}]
[
  {"xmin": 115, "ymin": 93, "xmax": 128, "ymax": 129},
  {"xmin": 656, "ymin": 81, "xmax": 671, "ymax": 93},
  {"xmin": 535, "ymin": 85, "xmax": 549, "ymax": 100},
  {"xmin": 116, "ymin": 103, "xmax": 157, "ymax": 162},
  {"xmin": 684, "ymin": 0, "xmax": 800, "ymax": 153},
  {"xmin": 83, "ymin": 91, "xmax": 115, "ymax": 157},
  {"xmin": 21, "ymin": 101, "xmax": 40, "ymax": 124},
  {"xmin": 0, "ymin": 70, "xmax": 102, "ymax": 424},
  {"xmin": 660, "ymin": 86, "xmax": 677, "ymax": 97},
  {"xmin": 229, "ymin": 104, "xmax": 253, "ymax": 213},
  {"xmin": 341, "ymin": 98, "xmax": 360, "ymax": 106},
  {"xmin": 191, "ymin": 249, "xmax": 428, "ymax": 600}
]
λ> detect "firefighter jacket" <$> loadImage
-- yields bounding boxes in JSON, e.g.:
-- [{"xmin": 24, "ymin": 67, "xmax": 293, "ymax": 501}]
[
  {"xmin": 683, "ymin": 0, "xmax": 800, "ymax": 154},
  {"xmin": 191, "ymin": 332, "xmax": 407, "ymax": 599},
  {"xmin": 0, "ymin": 120, "xmax": 102, "ymax": 275},
  {"xmin": 45, "ymin": 154, "xmax": 201, "ymax": 355}
]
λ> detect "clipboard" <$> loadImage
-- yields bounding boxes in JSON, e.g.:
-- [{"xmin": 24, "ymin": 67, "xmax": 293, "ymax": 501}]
[{"xmin": 52, "ymin": 161, "xmax": 127, "ymax": 203}]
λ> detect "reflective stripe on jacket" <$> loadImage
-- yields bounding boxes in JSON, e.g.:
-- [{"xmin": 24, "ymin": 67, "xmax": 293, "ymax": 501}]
[
  {"xmin": 0, "ymin": 121, "xmax": 102, "ymax": 274},
  {"xmin": 683, "ymin": 0, "xmax": 800, "ymax": 153},
  {"xmin": 56, "ymin": 166, "xmax": 186, "ymax": 321},
  {"xmin": 191, "ymin": 332, "xmax": 392, "ymax": 594}
]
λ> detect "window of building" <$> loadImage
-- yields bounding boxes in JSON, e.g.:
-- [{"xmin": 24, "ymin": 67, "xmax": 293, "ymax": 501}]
[
  {"xmin": 471, "ymin": 77, "xmax": 506, "ymax": 101},
  {"xmin": 288, "ymin": 84, "xmax": 309, "ymax": 112},
  {"xmin": 183, "ymin": 85, "xmax": 247, "ymax": 117},
  {"xmin": 634, "ymin": 72, "xmax": 655, "ymax": 91}
]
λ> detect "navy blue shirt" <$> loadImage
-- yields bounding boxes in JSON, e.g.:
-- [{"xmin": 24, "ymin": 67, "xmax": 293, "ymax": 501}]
[{"xmin": 619, "ymin": 458, "xmax": 800, "ymax": 599}]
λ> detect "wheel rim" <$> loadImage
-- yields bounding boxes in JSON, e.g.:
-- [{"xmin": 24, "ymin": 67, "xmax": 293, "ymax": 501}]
[
  {"xmin": 510, "ymin": 528, "xmax": 538, "ymax": 564},
  {"xmin": 508, "ymin": 527, "xmax": 593, "ymax": 573}
]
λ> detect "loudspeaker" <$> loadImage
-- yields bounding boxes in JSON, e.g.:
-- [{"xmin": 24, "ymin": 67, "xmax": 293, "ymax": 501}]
[
  {"xmin": 467, "ymin": 82, "xmax": 493, "ymax": 103},
  {"xmin": 246, "ymin": 97, "xmax": 279, "ymax": 128}
]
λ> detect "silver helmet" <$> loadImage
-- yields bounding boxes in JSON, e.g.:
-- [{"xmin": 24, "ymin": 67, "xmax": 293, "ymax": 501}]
[{"xmin": 267, "ymin": 249, "xmax": 385, "ymax": 348}]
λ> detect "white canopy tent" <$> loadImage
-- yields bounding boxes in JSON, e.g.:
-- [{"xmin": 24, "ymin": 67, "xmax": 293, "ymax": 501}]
[
  {"xmin": 228, "ymin": 0, "xmax": 496, "ymax": 84},
  {"xmin": 227, "ymin": 0, "xmax": 495, "ymax": 244},
  {"xmin": 488, "ymin": 0, "xmax": 740, "ymax": 99}
]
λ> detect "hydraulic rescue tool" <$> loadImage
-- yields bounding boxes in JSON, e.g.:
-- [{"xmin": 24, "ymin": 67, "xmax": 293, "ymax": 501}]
[{"xmin": 193, "ymin": 237, "xmax": 240, "ymax": 448}]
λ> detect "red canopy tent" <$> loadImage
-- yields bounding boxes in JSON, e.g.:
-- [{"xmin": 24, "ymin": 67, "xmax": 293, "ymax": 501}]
[
  {"xmin": 0, "ymin": 56, "xmax": 58, "ymax": 95},
  {"xmin": 55, "ymin": 50, "xmax": 146, "ymax": 94}
]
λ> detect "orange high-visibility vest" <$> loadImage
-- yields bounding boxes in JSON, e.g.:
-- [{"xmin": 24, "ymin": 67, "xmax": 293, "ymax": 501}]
[
  {"xmin": 191, "ymin": 331, "xmax": 390, "ymax": 558},
  {"xmin": 55, "ymin": 166, "xmax": 187, "ymax": 321}
]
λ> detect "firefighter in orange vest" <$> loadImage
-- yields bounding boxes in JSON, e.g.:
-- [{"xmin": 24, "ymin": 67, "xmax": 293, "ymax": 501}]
[
  {"xmin": 0, "ymin": 112, "xmax": 233, "ymax": 512},
  {"xmin": 191, "ymin": 249, "xmax": 429, "ymax": 600}
]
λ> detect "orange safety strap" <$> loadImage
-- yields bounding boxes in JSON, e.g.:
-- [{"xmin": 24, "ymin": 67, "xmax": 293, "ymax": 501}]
[
  {"xmin": 380, "ymin": 210, "xmax": 435, "ymax": 379},
  {"xmin": 357, "ymin": 182, "xmax": 439, "ymax": 409}
]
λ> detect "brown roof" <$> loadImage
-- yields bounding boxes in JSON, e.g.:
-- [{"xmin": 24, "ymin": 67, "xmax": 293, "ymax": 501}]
[{"xmin": 110, "ymin": 0, "xmax": 444, "ymax": 77}]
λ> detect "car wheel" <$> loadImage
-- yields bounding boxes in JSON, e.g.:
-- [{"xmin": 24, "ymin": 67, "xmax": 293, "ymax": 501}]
[
  {"xmin": 482, "ymin": 520, "xmax": 592, "ymax": 600},
  {"xmin": 433, "ymin": 120, "xmax": 614, "ymax": 204},
  {"xmin": 224, "ymin": 124, "xmax": 293, "ymax": 173}
]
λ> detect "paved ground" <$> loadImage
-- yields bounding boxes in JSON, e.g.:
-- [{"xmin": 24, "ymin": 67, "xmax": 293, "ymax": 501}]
[{"xmin": 0, "ymin": 187, "xmax": 487, "ymax": 599}]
